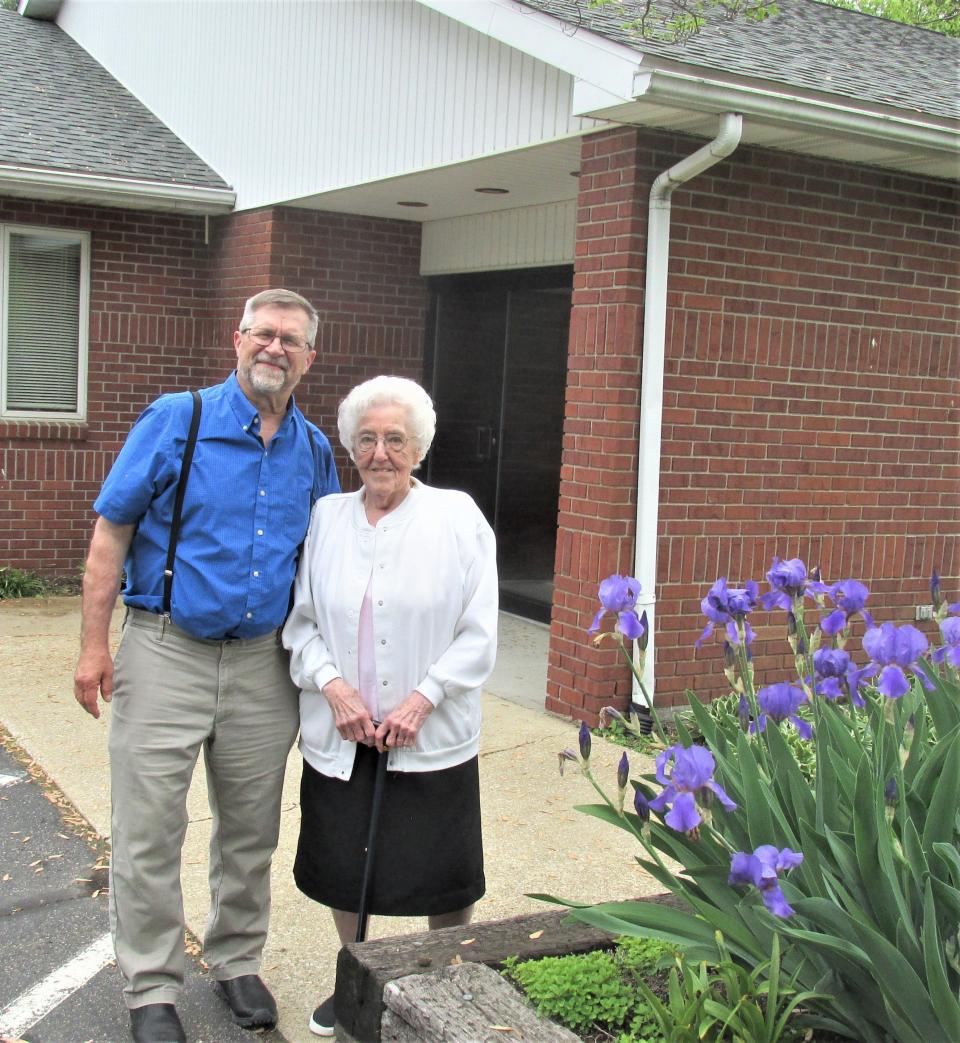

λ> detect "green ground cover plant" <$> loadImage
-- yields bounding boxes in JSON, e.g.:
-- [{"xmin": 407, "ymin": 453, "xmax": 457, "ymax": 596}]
[
  {"xmin": 0, "ymin": 566, "xmax": 47, "ymax": 599},
  {"xmin": 0, "ymin": 565, "xmax": 83, "ymax": 599},
  {"xmin": 546, "ymin": 562, "xmax": 960, "ymax": 1042},
  {"xmin": 502, "ymin": 935, "xmax": 673, "ymax": 1040}
]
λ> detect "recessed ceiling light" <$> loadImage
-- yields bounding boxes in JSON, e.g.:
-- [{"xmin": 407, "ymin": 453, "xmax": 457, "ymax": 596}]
[
  {"xmin": 474, "ymin": 187, "xmax": 509, "ymax": 194},
  {"xmin": 397, "ymin": 200, "xmax": 428, "ymax": 207}
]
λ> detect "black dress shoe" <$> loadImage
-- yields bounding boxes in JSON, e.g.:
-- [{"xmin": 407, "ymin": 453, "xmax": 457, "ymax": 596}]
[
  {"xmin": 129, "ymin": 1003, "xmax": 186, "ymax": 1043},
  {"xmin": 215, "ymin": 974, "xmax": 278, "ymax": 1030}
]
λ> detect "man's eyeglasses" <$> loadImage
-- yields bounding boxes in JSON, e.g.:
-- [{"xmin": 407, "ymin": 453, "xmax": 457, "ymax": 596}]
[
  {"xmin": 242, "ymin": 327, "xmax": 311, "ymax": 353},
  {"xmin": 355, "ymin": 432, "xmax": 409, "ymax": 454}
]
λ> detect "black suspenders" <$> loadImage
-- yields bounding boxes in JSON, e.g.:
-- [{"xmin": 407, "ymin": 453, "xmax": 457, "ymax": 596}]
[
  {"xmin": 162, "ymin": 391, "xmax": 202, "ymax": 618},
  {"xmin": 160, "ymin": 389, "xmax": 320, "ymax": 626}
]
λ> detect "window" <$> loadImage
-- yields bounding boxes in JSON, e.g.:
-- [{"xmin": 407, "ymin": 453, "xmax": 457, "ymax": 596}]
[{"xmin": 1, "ymin": 225, "xmax": 89, "ymax": 420}]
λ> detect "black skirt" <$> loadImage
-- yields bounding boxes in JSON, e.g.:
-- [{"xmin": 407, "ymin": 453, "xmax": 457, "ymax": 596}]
[{"xmin": 294, "ymin": 744, "xmax": 485, "ymax": 917}]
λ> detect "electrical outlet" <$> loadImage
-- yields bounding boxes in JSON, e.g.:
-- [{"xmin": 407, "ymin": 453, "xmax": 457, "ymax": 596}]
[{"xmin": 915, "ymin": 604, "xmax": 934, "ymax": 621}]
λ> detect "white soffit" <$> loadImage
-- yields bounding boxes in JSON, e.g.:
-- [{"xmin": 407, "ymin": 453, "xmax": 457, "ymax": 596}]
[{"xmin": 282, "ymin": 136, "xmax": 586, "ymax": 222}]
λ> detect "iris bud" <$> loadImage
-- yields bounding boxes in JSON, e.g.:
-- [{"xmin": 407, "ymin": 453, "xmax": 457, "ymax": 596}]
[{"xmin": 578, "ymin": 722, "xmax": 592, "ymax": 762}]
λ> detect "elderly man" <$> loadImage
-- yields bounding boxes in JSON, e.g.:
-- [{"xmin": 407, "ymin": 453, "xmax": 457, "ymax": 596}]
[{"xmin": 74, "ymin": 289, "xmax": 339, "ymax": 1043}]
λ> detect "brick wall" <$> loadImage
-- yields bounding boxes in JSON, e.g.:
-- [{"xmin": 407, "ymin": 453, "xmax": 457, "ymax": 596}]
[
  {"xmin": 0, "ymin": 198, "xmax": 427, "ymax": 575},
  {"xmin": 268, "ymin": 208, "xmax": 428, "ymax": 488},
  {"xmin": 548, "ymin": 127, "xmax": 960, "ymax": 722},
  {"xmin": 0, "ymin": 196, "xmax": 213, "ymax": 576}
]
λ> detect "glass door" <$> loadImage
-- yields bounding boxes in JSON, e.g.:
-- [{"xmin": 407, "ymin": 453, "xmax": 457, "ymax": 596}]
[{"xmin": 426, "ymin": 269, "xmax": 572, "ymax": 622}]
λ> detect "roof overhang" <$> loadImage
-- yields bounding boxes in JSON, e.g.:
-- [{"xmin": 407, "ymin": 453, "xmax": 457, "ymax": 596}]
[
  {"xmin": 421, "ymin": 0, "xmax": 960, "ymax": 183},
  {"xmin": 0, "ymin": 164, "xmax": 237, "ymax": 215},
  {"xmin": 576, "ymin": 65, "xmax": 960, "ymax": 181}
]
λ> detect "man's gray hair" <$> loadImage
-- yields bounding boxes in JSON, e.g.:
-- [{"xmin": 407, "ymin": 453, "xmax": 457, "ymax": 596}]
[
  {"xmin": 338, "ymin": 375, "xmax": 437, "ymax": 466},
  {"xmin": 240, "ymin": 289, "xmax": 319, "ymax": 347}
]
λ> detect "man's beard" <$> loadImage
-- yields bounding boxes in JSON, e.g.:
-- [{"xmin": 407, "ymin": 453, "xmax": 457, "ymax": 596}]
[{"xmin": 243, "ymin": 355, "xmax": 289, "ymax": 394}]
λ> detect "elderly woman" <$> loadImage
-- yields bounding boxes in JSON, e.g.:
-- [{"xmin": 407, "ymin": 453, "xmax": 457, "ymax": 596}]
[{"xmin": 282, "ymin": 375, "xmax": 498, "ymax": 1037}]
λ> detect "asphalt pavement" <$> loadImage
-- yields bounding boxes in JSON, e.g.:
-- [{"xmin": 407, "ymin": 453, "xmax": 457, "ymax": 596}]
[{"xmin": 0, "ymin": 743, "xmax": 274, "ymax": 1043}]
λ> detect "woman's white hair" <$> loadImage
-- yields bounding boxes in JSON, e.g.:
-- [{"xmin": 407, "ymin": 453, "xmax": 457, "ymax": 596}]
[{"xmin": 337, "ymin": 375, "xmax": 437, "ymax": 466}]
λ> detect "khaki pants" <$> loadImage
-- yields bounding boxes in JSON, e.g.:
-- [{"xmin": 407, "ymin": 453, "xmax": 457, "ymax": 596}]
[{"xmin": 108, "ymin": 609, "xmax": 299, "ymax": 1008}]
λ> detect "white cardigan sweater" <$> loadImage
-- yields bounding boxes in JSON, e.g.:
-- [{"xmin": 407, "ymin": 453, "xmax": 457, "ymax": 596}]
[{"xmin": 283, "ymin": 480, "xmax": 498, "ymax": 779}]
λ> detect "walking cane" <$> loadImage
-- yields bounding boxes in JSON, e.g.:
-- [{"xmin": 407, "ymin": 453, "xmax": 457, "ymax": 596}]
[{"xmin": 355, "ymin": 741, "xmax": 389, "ymax": 943}]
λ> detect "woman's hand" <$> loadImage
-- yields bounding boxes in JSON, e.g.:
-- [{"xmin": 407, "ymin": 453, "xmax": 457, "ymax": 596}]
[
  {"xmin": 321, "ymin": 678, "xmax": 376, "ymax": 745},
  {"xmin": 375, "ymin": 691, "xmax": 433, "ymax": 753}
]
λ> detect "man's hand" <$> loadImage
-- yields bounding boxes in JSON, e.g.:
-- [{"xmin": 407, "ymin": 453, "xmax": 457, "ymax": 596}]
[
  {"xmin": 74, "ymin": 647, "xmax": 115, "ymax": 719},
  {"xmin": 73, "ymin": 516, "xmax": 135, "ymax": 719},
  {"xmin": 375, "ymin": 691, "xmax": 433, "ymax": 753},
  {"xmin": 321, "ymin": 678, "xmax": 377, "ymax": 745}
]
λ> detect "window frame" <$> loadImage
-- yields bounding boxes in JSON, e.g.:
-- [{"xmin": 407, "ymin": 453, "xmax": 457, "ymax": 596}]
[{"xmin": 0, "ymin": 223, "xmax": 90, "ymax": 422}]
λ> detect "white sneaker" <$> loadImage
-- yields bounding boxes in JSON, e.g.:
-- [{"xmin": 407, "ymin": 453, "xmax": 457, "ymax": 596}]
[{"xmin": 309, "ymin": 994, "xmax": 336, "ymax": 1037}]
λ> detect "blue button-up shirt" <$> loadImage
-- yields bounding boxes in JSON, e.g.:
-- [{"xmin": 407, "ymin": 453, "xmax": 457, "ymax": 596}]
[{"xmin": 95, "ymin": 374, "xmax": 340, "ymax": 639}]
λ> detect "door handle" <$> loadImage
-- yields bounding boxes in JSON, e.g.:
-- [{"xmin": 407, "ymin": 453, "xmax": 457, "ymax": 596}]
[{"xmin": 476, "ymin": 426, "xmax": 493, "ymax": 460}]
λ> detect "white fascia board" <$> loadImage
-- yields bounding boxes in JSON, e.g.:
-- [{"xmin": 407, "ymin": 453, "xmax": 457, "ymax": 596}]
[
  {"xmin": 571, "ymin": 79, "xmax": 638, "ymax": 119},
  {"xmin": 0, "ymin": 165, "xmax": 237, "ymax": 214},
  {"xmin": 632, "ymin": 69, "xmax": 960, "ymax": 161},
  {"xmin": 417, "ymin": 0, "xmax": 640, "ymax": 100}
]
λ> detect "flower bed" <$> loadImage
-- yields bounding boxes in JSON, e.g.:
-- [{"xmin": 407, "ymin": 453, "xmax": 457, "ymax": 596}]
[{"xmin": 550, "ymin": 560, "xmax": 960, "ymax": 1042}]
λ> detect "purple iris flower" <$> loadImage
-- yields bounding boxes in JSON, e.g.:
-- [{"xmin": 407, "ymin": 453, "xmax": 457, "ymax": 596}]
[
  {"xmin": 862, "ymin": 623, "xmax": 929, "ymax": 698},
  {"xmin": 932, "ymin": 616, "xmax": 960, "ymax": 669},
  {"xmin": 589, "ymin": 574, "xmax": 645, "ymax": 641},
  {"xmin": 729, "ymin": 845, "xmax": 804, "ymax": 918},
  {"xmin": 811, "ymin": 647, "xmax": 867, "ymax": 708},
  {"xmin": 753, "ymin": 683, "xmax": 812, "ymax": 740},
  {"xmin": 812, "ymin": 647, "xmax": 851, "ymax": 699},
  {"xmin": 760, "ymin": 557, "xmax": 810, "ymax": 611},
  {"xmin": 696, "ymin": 577, "xmax": 760, "ymax": 648},
  {"xmin": 648, "ymin": 745, "xmax": 736, "ymax": 833},
  {"xmin": 820, "ymin": 579, "xmax": 874, "ymax": 635}
]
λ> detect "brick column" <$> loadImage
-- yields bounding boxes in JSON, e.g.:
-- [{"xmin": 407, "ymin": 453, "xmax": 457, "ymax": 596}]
[{"xmin": 546, "ymin": 128, "xmax": 648, "ymax": 723}]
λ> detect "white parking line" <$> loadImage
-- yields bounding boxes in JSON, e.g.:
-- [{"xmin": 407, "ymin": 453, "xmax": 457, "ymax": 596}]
[
  {"xmin": 0, "ymin": 932, "xmax": 114, "ymax": 1038},
  {"xmin": 0, "ymin": 772, "xmax": 25, "ymax": 788}
]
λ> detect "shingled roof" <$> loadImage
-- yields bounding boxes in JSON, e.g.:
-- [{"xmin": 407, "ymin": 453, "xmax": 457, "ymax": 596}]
[
  {"xmin": 0, "ymin": 8, "xmax": 230, "ymax": 190},
  {"xmin": 519, "ymin": 0, "xmax": 959, "ymax": 122}
]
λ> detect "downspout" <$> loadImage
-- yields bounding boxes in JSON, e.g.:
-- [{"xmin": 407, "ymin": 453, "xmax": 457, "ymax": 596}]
[{"xmin": 633, "ymin": 112, "xmax": 742, "ymax": 707}]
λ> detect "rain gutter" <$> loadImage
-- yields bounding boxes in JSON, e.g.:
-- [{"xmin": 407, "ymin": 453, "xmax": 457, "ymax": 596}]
[
  {"xmin": 0, "ymin": 164, "xmax": 237, "ymax": 215},
  {"xmin": 632, "ymin": 69, "xmax": 958, "ymax": 156},
  {"xmin": 633, "ymin": 112, "xmax": 742, "ymax": 707}
]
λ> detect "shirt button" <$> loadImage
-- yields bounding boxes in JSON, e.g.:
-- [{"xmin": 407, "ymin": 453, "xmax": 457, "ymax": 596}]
[
  {"xmin": 252, "ymin": 570, "xmax": 259, "ymax": 578},
  {"xmin": 245, "ymin": 612, "xmax": 253, "ymax": 619},
  {"xmin": 257, "ymin": 529, "xmax": 264, "ymax": 536},
  {"xmin": 381, "ymin": 680, "xmax": 388, "ymax": 687},
  {"xmin": 378, "ymin": 600, "xmax": 383, "ymax": 606},
  {"xmin": 259, "ymin": 489, "xmax": 266, "ymax": 496},
  {"xmin": 380, "ymin": 639, "xmax": 386, "ymax": 645}
]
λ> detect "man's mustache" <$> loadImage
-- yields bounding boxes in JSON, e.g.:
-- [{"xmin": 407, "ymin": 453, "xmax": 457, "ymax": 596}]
[{"xmin": 253, "ymin": 353, "xmax": 289, "ymax": 371}]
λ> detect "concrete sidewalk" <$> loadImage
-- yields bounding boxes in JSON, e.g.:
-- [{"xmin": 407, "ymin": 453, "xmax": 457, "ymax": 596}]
[{"xmin": 0, "ymin": 597, "xmax": 659, "ymax": 1043}]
